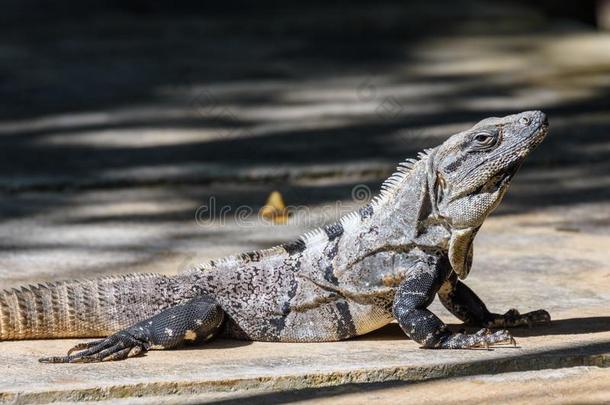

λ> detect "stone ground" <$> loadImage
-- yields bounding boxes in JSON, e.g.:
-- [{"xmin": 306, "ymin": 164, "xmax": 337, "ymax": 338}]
[
  {"xmin": 1, "ymin": 1, "xmax": 610, "ymax": 403},
  {"xmin": 44, "ymin": 367, "xmax": 610, "ymax": 405}
]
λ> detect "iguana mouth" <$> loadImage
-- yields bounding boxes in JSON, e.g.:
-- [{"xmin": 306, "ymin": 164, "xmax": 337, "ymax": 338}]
[
  {"xmin": 472, "ymin": 159, "xmax": 522, "ymax": 198},
  {"xmin": 488, "ymin": 122, "xmax": 548, "ymax": 191},
  {"xmin": 498, "ymin": 160, "xmax": 522, "ymax": 186}
]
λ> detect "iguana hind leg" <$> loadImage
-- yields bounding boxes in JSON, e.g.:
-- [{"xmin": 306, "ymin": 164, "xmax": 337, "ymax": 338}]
[
  {"xmin": 437, "ymin": 273, "xmax": 551, "ymax": 328},
  {"xmin": 39, "ymin": 296, "xmax": 224, "ymax": 363},
  {"xmin": 392, "ymin": 257, "xmax": 516, "ymax": 349}
]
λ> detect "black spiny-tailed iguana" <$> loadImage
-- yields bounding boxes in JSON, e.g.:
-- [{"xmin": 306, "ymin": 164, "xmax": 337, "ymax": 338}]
[{"xmin": 0, "ymin": 111, "xmax": 551, "ymax": 363}]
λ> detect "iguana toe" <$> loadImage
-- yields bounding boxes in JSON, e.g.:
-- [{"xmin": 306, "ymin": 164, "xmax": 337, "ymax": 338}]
[
  {"xmin": 485, "ymin": 308, "xmax": 551, "ymax": 328},
  {"xmin": 435, "ymin": 328, "xmax": 517, "ymax": 349},
  {"xmin": 523, "ymin": 309, "xmax": 551, "ymax": 327},
  {"xmin": 66, "ymin": 339, "xmax": 106, "ymax": 355},
  {"xmin": 39, "ymin": 333, "xmax": 147, "ymax": 363}
]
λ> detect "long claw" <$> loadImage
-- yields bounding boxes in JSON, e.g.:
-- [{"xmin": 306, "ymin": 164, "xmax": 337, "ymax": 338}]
[
  {"xmin": 439, "ymin": 328, "xmax": 517, "ymax": 350},
  {"xmin": 127, "ymin": 346, "xmax": 143, "ymax": 358},
  {"xmin": 39, "ymin": 356, "xmax": 68, "ymax": 364},
  {"xmin": 74, "ymin": 343, "xmax": 123, "ymax": 363},
  {"xmin": 102, "ymin": 347, "xmax": 133, "ymax": 362},
  {"xmin": 68, "ymin": 337, "xmax": 116, "ymax": 359},
  {"xmin": 67, "ymin": 339, "xmax": 105, "ymax": 355},
  {"xmin": 39, "ymin": 333, "xmax": 146, "ymax": 363}
]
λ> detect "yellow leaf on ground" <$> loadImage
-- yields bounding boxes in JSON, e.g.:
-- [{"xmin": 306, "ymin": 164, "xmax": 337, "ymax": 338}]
[{"xmin": 260, "ymin": 191, "xmax": 290, "ymax": 224}]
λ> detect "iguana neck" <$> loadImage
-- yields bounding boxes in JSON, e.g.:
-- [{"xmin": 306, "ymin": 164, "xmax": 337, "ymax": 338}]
[{"xmin": 357, "ymin": 147, "xmax": 450, "ymax": 255}]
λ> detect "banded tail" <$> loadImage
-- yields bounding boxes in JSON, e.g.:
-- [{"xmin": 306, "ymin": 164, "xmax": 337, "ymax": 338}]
[{"xmin": 0, "ymin": 273, "xmax": 189, "ymax": 340}]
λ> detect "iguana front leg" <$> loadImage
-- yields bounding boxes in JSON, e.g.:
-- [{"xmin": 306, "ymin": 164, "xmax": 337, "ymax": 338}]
[
  {"xmin": 393, "ymin": 257, "xmax": 515, "ymax": 349},
  {"xmin": 40, "ymin": 296, "xmax": 224, "ymax": 363},
  {"xmin": 437, "ymin": 273, "xmax": 551, "ymax": 328}
]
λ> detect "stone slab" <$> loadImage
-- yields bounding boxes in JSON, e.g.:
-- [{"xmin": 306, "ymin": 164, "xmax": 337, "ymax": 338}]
[
  {"xmin": 81, "ymin": 366, "xmax": 610, "ymax": 405},
  {"xmin": 1, "ymin": 315, "xmax": 609, "ymax": 403}
]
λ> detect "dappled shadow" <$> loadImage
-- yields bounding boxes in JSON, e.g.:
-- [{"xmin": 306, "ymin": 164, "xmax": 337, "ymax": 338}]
[
  {"xmin": 0, "ymin": 2, "xmax": 608, "ymax": 203},
  {"xmin": 0, "ymin": 1, "xmax": 609, "ymax": 284}
]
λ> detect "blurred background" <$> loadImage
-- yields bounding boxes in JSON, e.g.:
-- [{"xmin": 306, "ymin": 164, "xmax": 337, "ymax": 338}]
[{"xmin": 0, "ymin": 0, "xmax": 609, "ymax": 285}]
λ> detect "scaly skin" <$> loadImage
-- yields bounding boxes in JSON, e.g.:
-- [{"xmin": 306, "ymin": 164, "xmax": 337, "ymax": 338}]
[{"xmin": 0, "ymin": 111, "xmax": 551, "ymax": 362}]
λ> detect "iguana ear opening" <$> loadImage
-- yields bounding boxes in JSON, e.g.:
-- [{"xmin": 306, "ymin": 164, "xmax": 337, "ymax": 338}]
[{"xmin": 448, "ymin": 227, "xmax": 476, "ymax": 279}]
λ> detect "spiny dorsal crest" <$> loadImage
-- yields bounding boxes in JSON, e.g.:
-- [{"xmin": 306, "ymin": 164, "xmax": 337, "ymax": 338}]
[
  {"xmin": 192, "ymin": 147, "xmax": 435, "ymax": 269},
  {"xmin": 373, "ymin": 148, "xmax": 433, "ymax": 209}
]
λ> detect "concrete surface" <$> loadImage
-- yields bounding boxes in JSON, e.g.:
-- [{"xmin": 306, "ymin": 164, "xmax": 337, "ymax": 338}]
[
  {"xmin": 1, "ymin": 326, "xmax": 609, "ymax": 403},
  {"xmin": 1, "ymin": 206, "xmax": 609, "ymax": 403},
  {"xmin": 50, "ymin": 366, "xmax": 610, "ymax": 405}
]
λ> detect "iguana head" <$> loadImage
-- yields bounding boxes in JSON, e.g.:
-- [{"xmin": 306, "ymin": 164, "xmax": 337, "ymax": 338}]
[
  {"xmin": 431, "ymin": 110, "xmax": 548, "ymax": 278},
  {"xmin": 433, "ymin": 110, "xmax": 548, "ymax": 229}
]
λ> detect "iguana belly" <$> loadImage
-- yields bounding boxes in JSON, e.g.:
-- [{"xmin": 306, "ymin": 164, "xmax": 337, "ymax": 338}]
[{"xmin": 221, "ymin": 298, "xmax": 393, "ymax": 342}]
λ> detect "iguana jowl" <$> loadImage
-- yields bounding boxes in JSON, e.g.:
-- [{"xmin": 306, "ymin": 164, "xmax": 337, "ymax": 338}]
[{"xmin": 0, "ymin": 111, "xmax": 551, "ymax": 362}]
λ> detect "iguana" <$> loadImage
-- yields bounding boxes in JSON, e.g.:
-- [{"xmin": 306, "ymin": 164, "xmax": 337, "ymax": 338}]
[{"xmin": 0, "ymin": 111, "xmax": 551, "ymax": 363}]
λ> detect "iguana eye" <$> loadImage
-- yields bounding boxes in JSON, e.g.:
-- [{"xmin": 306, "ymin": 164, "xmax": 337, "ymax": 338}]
[
  {"xmin": 519, "ymin": 116, "xmax": 531, "ymax": 126},
  {"xmin": 473, "ymin": 133, "xmax": 494, "ymax": 145}
]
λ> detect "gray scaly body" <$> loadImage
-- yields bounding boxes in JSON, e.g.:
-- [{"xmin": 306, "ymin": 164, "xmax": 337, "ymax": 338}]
[{"xmin": 0, "ymin": 111, "xmax": 551, "ymax": 362}]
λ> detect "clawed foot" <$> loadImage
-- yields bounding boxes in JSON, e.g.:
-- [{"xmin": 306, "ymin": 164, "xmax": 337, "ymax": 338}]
[
  {"xmin": 486, "ymin": 309, "xmax": 551, "ymax": 328},
  {"xmin": 438, "ymin": 328, "xmax": 517, "ymax": 349},
  {"xmin": 39, "ymin": 332, "xmax": 147, "ymax": 363}
]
